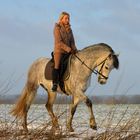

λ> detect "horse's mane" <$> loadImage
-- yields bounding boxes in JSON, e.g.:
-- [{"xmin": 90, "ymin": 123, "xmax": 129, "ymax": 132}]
[
  {"xmin": 81, "ymin": 43, "xmax": 119, "ymax": 69},
  {"xmin": 82, "ymin": 43, "xmax": 114, "ymax": 54}
]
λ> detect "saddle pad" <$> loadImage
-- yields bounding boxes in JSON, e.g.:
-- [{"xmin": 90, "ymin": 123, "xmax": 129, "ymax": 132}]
[
  {"xmin": 44, "ymin": 60, "xmax": 54, "ymax": 80},
  {"xmin": 44, "ymin": 56, "xmax": 71, "ymax": 81}
]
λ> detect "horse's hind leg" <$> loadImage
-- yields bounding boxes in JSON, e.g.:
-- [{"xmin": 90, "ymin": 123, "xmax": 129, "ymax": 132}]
[
  {"xmin": 21, "ymin": 83, "xmax": 38, "ymax": 132},
  {"xmin": 22, "ymin": 112, "xmax": 28, "ymax": 132},
  {"xmin": 45, "ymin": 91, "xmax": 59, "ymax": 129},
  {"xmin": 85, "ymin": 98, "xmax": 97, "ymax": 130}
]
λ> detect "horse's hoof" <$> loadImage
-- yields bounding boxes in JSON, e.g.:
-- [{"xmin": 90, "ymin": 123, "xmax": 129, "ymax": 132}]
[
  {"xmin": 22, "ymin": 124, "xmax": 28, "ymax": 133},
  {"xmin": 50, "ymin": 126, "xmax": 61, "ymax": 135},
  {"xmin": 51, "ymin": 125, "xmax": 60, "ymax": 131},
  {"xmin": 67, "ymin": 127, "xmax": 74, "ymax": 132},
  {"xmin": 90, "ymin": 125, "xmax": 97, "ymax": 130},
  {"xmin": 19, "ymin": 128, "xmax": 28, "ymax": 135},
  {"xmin": 23, "ymin": 128, "xmax": 28, "ymax": 134}
]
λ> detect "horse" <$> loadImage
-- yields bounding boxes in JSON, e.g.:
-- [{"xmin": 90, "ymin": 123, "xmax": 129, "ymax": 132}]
[{"xmin": 10, "ymin": 43, "xmax": 119, "ymax": 132}]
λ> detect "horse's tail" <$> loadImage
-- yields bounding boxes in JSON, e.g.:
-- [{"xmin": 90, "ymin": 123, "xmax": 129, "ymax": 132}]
[
  {"xmin": 10, "ymin": 80, "xmax": 38, "ymax": 118},
  {"xmin": 10, "ymin": 58, "xmax": 46, "ymax": 118}
]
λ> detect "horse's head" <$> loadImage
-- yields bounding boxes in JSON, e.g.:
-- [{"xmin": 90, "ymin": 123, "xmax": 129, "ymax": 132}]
[{"xmin": 97, "ymin": 53, "xmax": 119, "ymax": 85}]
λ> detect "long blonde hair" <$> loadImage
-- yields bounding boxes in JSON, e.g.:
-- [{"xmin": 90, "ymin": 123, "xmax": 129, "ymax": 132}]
[
  {"xmin": 58, "ymin": 12, "xmax": 71, "ymax": 33},
  {"xmin": 58, "ymin": 11, "xmax": 70, "ymax": 23}
]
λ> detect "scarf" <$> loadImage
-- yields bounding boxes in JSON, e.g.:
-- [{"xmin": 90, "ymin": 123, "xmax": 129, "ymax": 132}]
[{"xmin": 59, "ymin": 22, "xmax": 71, "ymax": 33}]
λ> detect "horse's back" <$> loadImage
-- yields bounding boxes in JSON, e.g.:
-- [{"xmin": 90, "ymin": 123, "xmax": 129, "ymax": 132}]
[
  {"xmin": 29, "ymin": 57, "xmax": 50, "ymax": 69},
  {"xmin": 27, "ymin": 57, "xmax": 50, "ymax": 81}
]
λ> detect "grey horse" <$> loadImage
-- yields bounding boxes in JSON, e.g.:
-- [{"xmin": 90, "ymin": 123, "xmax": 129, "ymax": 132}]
[{"xmin": 11, "ymin": 43, "xmax": 119, "ymax": 132}]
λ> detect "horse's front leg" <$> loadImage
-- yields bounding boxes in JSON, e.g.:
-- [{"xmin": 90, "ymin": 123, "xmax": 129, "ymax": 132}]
[
  {"xmin": 67, "ymin": 96, "xmax": 80, "ymax": 132},
  {"xmin": 45, "ymin": 91, "xmax": 59, "ymax": 130},
  {"xmin": 85, "ymin": 98, "xmax": 97, "ymax": 130}
]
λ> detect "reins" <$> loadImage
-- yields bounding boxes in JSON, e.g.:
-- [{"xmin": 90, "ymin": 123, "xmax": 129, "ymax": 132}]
[{"xmin": 74, "ymin": 54, "xmax": 109, "ymax": 80}]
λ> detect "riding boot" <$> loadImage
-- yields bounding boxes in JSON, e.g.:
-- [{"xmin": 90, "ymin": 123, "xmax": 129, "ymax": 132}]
[{"xmin": 52, "ymin": 68, "xmax": 59, "ymax": 91}]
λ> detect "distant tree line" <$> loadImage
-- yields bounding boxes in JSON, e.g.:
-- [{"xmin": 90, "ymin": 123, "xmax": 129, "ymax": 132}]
[
  {"xmin": 1, "ymin": 94, "xmax": 140, "ymax": 104},
  {"xmin": 90, "ymin": 95, "xmax": 140, "ymax": 104}
]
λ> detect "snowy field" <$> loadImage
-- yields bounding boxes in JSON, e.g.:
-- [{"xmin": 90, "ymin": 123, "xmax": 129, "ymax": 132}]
[{"xmin": 0, "ymin": 104, "xmax": 140, "ymax": 139}]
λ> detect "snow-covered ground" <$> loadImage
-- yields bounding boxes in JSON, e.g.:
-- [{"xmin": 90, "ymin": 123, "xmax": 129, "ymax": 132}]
[{"xmin": 0, "ymin": 104, "xmax": 140, "ymax": 139}]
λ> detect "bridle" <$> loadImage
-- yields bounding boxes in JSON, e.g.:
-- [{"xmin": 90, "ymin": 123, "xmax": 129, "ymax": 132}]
[
  {"xmin": 74, "ymin": 54, "xmax": 109, "ymax": 80},
  {"xmin": 74, "ymin": 54, "xmax": 110, "ymax": 80}
]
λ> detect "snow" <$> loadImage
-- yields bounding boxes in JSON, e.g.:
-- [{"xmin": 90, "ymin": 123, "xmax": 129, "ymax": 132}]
[{"xmin": 0, "ymin": 104, "xmax": 140, "ymax": 139}]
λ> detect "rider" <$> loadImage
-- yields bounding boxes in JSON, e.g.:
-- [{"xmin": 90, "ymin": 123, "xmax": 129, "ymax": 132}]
[{"xmin": 52, "ymin": 11, "xmax": 77, "ymax": 91}]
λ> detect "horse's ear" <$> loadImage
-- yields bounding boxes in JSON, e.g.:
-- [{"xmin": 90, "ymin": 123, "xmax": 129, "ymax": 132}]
[
  {"xmin": 108, "ymin": 54, "xmax": 112, "ymax": 59},
  {"xmin": 115, "ymin": 53, "xmax": 120, "ymax": 57}
]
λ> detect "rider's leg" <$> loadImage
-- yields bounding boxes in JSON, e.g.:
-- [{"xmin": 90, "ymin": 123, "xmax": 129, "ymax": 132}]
[{"xmin": 52, "ymin": 53, "xmax": 61, "ymax": 91}]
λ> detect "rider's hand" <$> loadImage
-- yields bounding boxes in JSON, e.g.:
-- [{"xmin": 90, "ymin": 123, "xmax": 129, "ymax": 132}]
[{"xmin": 71, "ymin": 49, "xmax": 78, "ymax": 54}]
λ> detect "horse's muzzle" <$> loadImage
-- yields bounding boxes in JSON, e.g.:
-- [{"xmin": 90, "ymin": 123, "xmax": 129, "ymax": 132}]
[{"xmin": 98, "ymin": 77, "xmax": 107, "ymax": 85}]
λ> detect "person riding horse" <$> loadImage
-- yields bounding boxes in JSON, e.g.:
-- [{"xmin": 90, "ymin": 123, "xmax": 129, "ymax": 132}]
[{"xmin": 52, "ymin": 12, "xmax": 78, "ymax": 91}]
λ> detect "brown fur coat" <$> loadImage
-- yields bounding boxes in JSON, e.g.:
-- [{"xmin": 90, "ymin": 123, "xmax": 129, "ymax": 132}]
[{"xmin": 53, "ymin": 23, "xmax": 77, "ymax": 54}]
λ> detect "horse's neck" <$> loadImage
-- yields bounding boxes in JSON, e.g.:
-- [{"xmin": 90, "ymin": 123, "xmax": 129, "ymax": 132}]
[
  {"xmin": 77, "ymin": 49, "xmax": 110, "ymax": 70},
  {"xmin": 68, "ymin": 49, "xmax": 110, "ymax": 92}
]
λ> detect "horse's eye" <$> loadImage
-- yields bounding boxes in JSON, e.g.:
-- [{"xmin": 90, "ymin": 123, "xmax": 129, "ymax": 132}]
[{"xmin": 105, "ymin": 66, "xmax": 109, "ymax": 70}]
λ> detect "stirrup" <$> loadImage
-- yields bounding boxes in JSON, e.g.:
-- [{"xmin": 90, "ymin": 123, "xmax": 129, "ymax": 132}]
[{"xmin": 52, "ymin": 83, "xmax": 58, "ymax": 92}]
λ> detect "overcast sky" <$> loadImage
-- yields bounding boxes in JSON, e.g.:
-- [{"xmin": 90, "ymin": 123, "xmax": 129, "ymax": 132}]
[{"xmin": 0, "ymin": 0, "xmax": 140, "ymax": 96}]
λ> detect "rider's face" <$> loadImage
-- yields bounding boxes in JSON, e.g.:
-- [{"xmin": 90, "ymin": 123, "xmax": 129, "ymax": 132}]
[{"xmin": 61, "ymin": 15, "xmax": 70, "ymax": 25}]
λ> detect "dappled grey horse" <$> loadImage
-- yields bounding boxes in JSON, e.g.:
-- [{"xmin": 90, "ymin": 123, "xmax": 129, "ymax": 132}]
[{"xmin": 11, "ymin": 43, "xmax": 119, "ymax": 132}]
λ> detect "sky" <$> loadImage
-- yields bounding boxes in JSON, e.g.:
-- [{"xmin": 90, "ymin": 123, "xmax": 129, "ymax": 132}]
[{"xmin": 0, "ymin": 0, "xmax": 140, "ymax": 97}]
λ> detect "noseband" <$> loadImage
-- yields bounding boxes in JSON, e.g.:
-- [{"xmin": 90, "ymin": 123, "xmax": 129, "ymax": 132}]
[{"xmin": 74, "ymin": 54, "xmax": 110, "ymax": 80}]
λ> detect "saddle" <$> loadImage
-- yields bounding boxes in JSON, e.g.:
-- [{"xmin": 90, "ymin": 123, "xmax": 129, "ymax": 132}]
[{"xmin": 44, "ymin": 53, "xmax": 71, "ymax": 92}]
